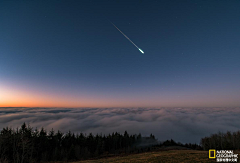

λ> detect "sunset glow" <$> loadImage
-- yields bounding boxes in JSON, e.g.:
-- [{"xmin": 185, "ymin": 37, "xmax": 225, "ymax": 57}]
[
  {"xmin": 0, "ymin": 1, "xmax": 240, "ymax": 162},
  {"xmin": 0, "ymin": 0, "xmax": 239, "ymax": 107}
]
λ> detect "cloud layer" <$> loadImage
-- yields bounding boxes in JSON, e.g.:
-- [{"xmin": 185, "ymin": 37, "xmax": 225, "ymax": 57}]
[{"xmin": 0, "ymin": 107, "xmax": 240, "ymax": 144}]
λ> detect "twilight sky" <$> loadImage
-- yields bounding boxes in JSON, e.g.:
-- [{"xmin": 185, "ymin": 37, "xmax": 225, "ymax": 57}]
[{"xmin": 0, "ymin": 0, "xmax": 240, "ymax": 107}]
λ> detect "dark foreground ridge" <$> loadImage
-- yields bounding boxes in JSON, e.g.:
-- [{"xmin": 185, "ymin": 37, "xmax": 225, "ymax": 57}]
[
  {"xmin": 0, "ymin": 123, "xmax": 239, "ymax": 163},
  {"xmin": 0, "ymin": 123, "xmax": 158, "ymax": 162}
]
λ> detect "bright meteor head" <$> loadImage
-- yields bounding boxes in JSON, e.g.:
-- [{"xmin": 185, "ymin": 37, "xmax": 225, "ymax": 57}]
[{"xmin": 139, "ymin": 48, "xmax": 144, "ymax": 54}]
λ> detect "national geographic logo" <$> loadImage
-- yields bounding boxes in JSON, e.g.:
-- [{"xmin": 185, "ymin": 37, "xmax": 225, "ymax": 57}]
[
  {"xmin": 209, "ymin": 149, "xmax": 216, "ymax": 159},
  {"xmin": 209, "ymin": 149, "xmax": 238, "ymax": 162}
]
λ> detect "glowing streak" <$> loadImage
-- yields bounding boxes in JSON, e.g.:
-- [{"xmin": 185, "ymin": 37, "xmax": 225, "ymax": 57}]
[
  {"xmin": 111, "ymin": 22, "xmax": 144, "ymax": 54},
  {"xmin": 138, "ymin": 48, "xmax": 144, "ymax": 54}
]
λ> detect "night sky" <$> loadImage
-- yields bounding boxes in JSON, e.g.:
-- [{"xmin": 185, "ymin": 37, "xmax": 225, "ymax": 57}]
[{"xmin": 1, "ymin": 0, "xmax": 240, "ymax": 107}]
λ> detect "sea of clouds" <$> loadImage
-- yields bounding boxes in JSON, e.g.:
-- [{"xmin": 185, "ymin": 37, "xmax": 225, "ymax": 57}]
[{"xmin": 0, "ymin": 107, "xmax": 239, "ymax": 144}]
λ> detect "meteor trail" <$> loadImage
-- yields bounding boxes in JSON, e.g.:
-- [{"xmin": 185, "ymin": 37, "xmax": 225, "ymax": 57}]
[{"xmin": 110, "ymin": 22, "xmax": 144, "ymax": 54}]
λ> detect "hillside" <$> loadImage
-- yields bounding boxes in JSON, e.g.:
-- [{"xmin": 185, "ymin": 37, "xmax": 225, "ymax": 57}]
[{"xmin": 72, "ymin": 150, "xmax": 218, "ymax": 163}]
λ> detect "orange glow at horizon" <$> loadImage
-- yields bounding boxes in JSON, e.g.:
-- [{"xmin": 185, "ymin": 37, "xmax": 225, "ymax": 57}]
[
  {"xmin": 1, "ymin": 82, "xmax": 239, "ymax": 108},
  {"xmin": 0, "ymin": 83, "xmax": 134, "ymax": 108},
  {"xmin": 0, "ymin": 84, "xmax": 87, "ymax": 107}
]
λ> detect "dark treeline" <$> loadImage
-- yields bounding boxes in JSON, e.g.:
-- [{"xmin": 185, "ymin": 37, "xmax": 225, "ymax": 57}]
[
  {"xmin": 0, "ymin": 123, "xmax": 157, "ymax": 163},
  {"xmin": 201, "ymin": 131, "xmax": 240, "ymax": 150},
  {"xmin": 1, "ymin": 123, "xmax": 239, "ymax": 163}
]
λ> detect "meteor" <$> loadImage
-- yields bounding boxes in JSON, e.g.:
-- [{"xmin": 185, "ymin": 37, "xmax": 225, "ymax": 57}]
[{"xmin": 110, "ymin": 22, "xmax": 144, "ymax": 54}]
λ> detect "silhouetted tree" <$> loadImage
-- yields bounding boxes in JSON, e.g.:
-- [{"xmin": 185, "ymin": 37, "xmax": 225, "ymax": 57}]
[
  {"xmin": 0, "ymin": 123, "xmax": 158, "ymax": 162},
  {"xmin": 201, "ymin": 130, "xmax": 240, "ymax": 150}
]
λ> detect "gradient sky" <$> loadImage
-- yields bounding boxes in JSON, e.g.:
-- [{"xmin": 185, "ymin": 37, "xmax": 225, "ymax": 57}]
[{"xmin": 0, "ymin": 0, "xmax": 240, "ymax": 107}]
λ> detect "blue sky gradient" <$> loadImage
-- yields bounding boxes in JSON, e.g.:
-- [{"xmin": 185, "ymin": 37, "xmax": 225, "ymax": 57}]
[{"xmin": 0, "ymin": 0, "xmax": 240, "ymax": 107}]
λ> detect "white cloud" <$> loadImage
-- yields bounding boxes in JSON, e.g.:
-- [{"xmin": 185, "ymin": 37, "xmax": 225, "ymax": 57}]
[{"xmin": 0, "ymin": 107, "xmax": 239, "ymax": 144}]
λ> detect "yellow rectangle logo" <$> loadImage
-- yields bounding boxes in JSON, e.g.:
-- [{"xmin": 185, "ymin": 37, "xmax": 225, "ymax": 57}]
[{"xmin": 209, "ymin": 149, "xmax": 216, "ymax": 158}]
